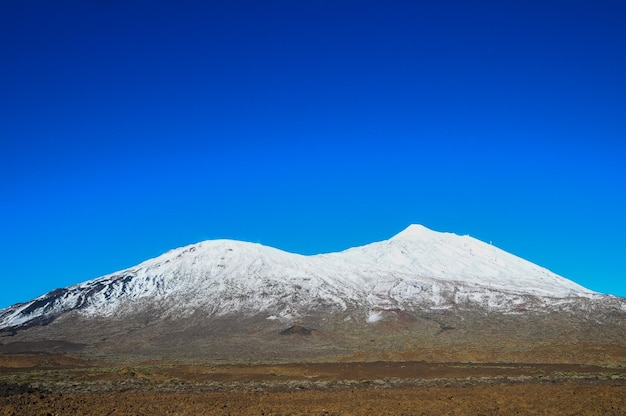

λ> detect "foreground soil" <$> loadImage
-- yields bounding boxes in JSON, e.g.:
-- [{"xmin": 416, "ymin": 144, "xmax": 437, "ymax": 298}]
[
  {"xmin": 1, "ymin": 355, "xmax": 625, "ymax": 415},
  {"xmin": 2, "ymin": 382, "xmax": 626, "ymax": 416}
]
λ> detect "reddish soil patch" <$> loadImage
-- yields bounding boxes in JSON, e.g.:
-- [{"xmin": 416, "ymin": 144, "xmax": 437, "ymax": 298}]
[{"xmin": 0, "ymin": 354, "xmax": 86, "ymax": 370}]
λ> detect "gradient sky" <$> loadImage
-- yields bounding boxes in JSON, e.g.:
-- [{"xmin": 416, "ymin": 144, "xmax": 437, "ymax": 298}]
[{"xmin": 1, "ymin": 0, "xmax": 625, "ymax": 309}]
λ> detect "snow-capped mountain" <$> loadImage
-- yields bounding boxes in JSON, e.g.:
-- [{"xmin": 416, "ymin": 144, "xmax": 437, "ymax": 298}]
[{"xmin": 1, "ymin": 225, "xmax": 615, "ymax": 334}]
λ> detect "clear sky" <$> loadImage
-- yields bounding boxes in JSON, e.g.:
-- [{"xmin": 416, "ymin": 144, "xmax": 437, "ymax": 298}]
[{"xmin": 1, "ymin": 0, "xmax": 625, "ymax": 309}]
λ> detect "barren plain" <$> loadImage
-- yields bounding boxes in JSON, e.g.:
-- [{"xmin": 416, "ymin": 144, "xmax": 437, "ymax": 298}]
[{"xmin": 1, "ymin": 354, "xmax": 625, "ymax": 415}]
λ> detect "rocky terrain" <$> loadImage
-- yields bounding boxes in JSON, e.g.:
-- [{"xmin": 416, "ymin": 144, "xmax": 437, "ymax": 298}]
[{"xmin": 1, "ymin": 355, "xmax": 625, "ymax": 415}]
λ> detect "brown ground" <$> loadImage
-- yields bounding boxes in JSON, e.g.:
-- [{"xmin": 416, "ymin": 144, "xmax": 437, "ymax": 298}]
[
  {"xmin": 3, "ymin": 383, "xmax": 626, "ymax": 416},
  {"xmin": 1, "ymin": 355, "xmax": 625, "ymax": 415}
]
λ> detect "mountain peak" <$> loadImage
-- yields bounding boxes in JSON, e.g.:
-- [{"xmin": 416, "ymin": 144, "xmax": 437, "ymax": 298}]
[{"xmin": 391, "ymin": 224, "xmax": 439, "ymax": 240}]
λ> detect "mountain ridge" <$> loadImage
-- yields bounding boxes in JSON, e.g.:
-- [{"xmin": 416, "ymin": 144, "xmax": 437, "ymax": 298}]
[{"xmin": 1, "ymin": 224, "xmax": 618, "ymax": 334}]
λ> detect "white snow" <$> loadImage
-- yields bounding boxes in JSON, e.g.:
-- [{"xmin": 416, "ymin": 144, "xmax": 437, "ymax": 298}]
[
  {"xmin": 0, "ymin": 224, "xmax": 604, "ymax": 329},
  {"xmin": 366, "ymin": 310, "xmax": 384, "ymax": 323}
]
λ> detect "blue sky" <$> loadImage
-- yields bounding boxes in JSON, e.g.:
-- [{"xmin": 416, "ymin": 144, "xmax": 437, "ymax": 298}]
[{"xmin": 1, "ymin": 0, "xmax": 625, "ymax": 308}]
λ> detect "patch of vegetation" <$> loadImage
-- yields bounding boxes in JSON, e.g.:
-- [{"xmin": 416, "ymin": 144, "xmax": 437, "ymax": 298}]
[{"xmin": 0, "ymin": 382, "xmax": 42, "ymax": 397}]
